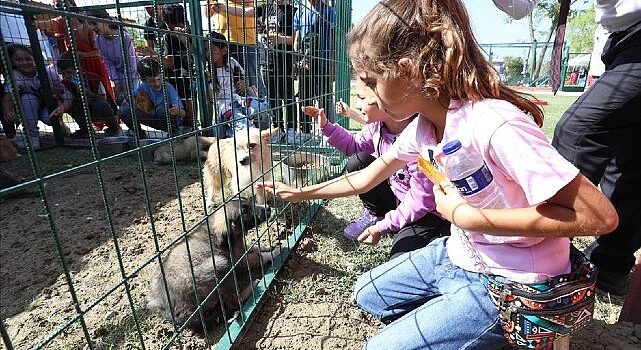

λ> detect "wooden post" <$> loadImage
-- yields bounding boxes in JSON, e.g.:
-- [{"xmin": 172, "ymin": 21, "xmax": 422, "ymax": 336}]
[{"xmin": 619, "ymin": 255, "xmax": 641, "ymax": 324}]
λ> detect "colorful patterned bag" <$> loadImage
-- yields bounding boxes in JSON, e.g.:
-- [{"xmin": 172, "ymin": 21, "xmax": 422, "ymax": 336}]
[{"xmin": 483, "ymin": 248, "xmax": 597, "ymax": 349}]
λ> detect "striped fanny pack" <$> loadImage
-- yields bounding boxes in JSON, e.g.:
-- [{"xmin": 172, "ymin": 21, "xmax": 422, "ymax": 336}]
[{"xmin": 483, "ymin": 248, "xmax": 597, "ymax": 349}]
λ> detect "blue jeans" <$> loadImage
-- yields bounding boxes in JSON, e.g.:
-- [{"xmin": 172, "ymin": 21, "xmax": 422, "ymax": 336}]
[
  {"xmin": 229, "ymin": 43, "xmax": 266, "ymax": 97},
  {"xmin": 354, "ymin": 237, "xmax": 508, "ymax": 350}
]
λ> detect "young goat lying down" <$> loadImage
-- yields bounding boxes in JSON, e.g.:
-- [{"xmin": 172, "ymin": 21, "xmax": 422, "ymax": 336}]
[
  {"xmin": 203, "ymin": 128, "xmax": 274, "ymax": 207},
  {"xmin": 147, "ymin": 197, "xmax": 281, "ymax": 332}
]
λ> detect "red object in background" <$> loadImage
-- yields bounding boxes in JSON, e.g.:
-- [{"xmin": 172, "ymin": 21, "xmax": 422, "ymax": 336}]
[
  {"xmin": 570, "ymin": 71, "xmax": 579, "ymax": 85},
  {"xmin": 619, "ymin": 256, "xmax": 641, "ymax": 324}
]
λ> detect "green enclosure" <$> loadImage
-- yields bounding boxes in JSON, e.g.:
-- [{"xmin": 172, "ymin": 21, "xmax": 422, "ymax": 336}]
[{"xmin": 0, "ymin": 0, "xmax": 352, "ymax": 349}]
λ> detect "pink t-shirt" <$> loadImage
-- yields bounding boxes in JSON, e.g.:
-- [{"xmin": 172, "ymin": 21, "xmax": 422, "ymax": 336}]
[{"xmin": 389, "ymin": 99, "xmax": 579, "ymax": 283}]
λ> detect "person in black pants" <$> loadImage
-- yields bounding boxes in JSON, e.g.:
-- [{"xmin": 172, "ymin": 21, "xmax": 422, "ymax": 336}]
[
  {"xmin": 294, "ymin": 0, "xmax": 336, "ymax": 135},
  {"xmin": 552, "ymin": 13, "xmax": 641, "ymax": 295},
  {"xmin": 256, "ymin": 1, "xmax": 297, "ymax": 139}
]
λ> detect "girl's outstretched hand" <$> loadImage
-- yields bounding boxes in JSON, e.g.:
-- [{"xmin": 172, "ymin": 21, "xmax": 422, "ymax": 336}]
[
  {"xmin": 301, "ymin": 105, "xmax": 327, "ymax": 128},
  {"xmin": 433, "ymin": 181, "xmax": 472, "ymax": 228},
  {"xmin": 357, "ymin": 226, "xmax": 381, "ymax": 245},
  {"xmin": 256, "ymin": 182, "xmax": 304, "ymax": 203}
]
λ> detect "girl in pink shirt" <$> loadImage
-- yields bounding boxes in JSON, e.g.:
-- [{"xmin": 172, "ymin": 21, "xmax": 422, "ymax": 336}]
[{"xmin": 259, "ymin": 0, "xmax": 618, "ymax": 348}]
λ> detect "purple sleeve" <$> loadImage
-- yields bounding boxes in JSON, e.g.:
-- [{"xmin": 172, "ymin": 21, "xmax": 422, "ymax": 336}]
[
  {"xmin": 375, "ymin": 162, "xmax": 438, "ymax": 234},
  {"xmin": 124, "ymin": 33, "xmax": 139, "ymax": 82},
  {"xmin": 321, "ymin": 121, "xmax": 375, "ymax": 156}
]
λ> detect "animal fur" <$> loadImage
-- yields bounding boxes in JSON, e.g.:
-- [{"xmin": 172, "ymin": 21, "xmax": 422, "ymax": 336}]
[
  {"xmin": 153, "ymin": 136, "xmax": 217, "ymax": 164},
  {"xmin": 135, "ymin": 89, "xmax": 154, "ymax": 114},
  {"xmin": 0, "ymin": 169, "xmax": 38, "ymax": 199},
  {"xmin": 0, "ymin": 138, "xmax": 19, "ymax": 162},
  {"xmin": 147, "ymin": 197, "xmax": 280, "ymax": 332},
  {"xmin": 203, "ymin": 128, "xmax": 274, "ymax": 207}
]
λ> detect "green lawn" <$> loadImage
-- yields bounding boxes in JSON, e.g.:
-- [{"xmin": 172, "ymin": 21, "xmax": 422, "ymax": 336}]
[{"xmin": 531, "ymin": 94, "xmax": 580, "ymax": 138}]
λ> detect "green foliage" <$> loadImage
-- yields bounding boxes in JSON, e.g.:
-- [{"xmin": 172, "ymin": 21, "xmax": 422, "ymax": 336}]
[
  {"xmin": 567, "ymin": 6, "xmax": 596, "ymax": 52},
  {"xmin": 504, "ymin": 56, "xmax": 525, "ymax": 84}
]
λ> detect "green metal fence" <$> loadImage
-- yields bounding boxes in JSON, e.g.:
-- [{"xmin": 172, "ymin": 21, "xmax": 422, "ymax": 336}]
[{"xmin": 0, "ymin": 0, "xmax": 352, "ymax": 348}]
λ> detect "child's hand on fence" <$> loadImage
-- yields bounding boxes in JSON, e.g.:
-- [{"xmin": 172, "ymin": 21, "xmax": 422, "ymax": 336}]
[
  {"xmin": 169, "ymin": 106, "xmax": 182, "ymax": 117},
  {"xmin": 302, "ymin": 106, "xmax": 327, "ymax": 129},
  {"xmin": 358, "ymin": 226, "xmax": 381, "ymax": 245},
  {"xmin": 335, "ymin": 99, "xmax": 350, "ymax": 116},
  {"xmin": 256, "ymin": 182, "xmax": 304, "ymax": 203},
  {"xmin": 235, "ymin": 80, "xmax": 247, "ymax": 95}
]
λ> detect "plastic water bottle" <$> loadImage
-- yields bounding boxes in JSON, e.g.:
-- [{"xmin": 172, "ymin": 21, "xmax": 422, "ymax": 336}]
[{"xmin": 441, "ymin": 140, "xmax": 507, "ymax": 209}]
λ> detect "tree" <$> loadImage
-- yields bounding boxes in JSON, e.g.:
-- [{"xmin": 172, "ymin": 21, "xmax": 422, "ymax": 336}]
[
  {"xmin": 527, "ymin": 0, "xmax": 590, "ymax": 80},
  {"xmin": 504, "ymin": 56, "xmax": 525, "ymax": 84},
  {"xmin": 567, "ymin": 5, "xmax": 596, "ymax": 52}
]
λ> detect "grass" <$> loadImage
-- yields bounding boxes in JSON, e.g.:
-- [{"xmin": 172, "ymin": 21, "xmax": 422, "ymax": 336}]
[{"xmin": 530, "ymin": 94, "xmax": 580, "ymax": 138}]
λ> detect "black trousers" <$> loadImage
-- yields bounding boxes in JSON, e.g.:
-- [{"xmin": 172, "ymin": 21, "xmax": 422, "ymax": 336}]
[
  {"xmin": 552, "ymin": 23, "xmax": 641, "ymax": 275},
  {"xmin": 346, "ymin": 152, "xmax": 451, "ymax": 260},
  {"xmin": 298, "ymin": 58, "xmax": 332, "ymax": 133},
  {"xmin": 264, "ymin": 68, "xmax": 296, "ymax": 131},
  {"xmin": 70, "ymin": 99, "xmax": 118, "ymax": 133}
]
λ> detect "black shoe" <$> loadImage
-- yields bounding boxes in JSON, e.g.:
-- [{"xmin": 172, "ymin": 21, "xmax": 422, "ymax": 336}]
[
  {"xmin": 104, "ymin": 125, "xmax": 122, "ymax": 137},
  {"xmin": 70, "ymin": 129, "xmax": 89, "ymax": 139}
]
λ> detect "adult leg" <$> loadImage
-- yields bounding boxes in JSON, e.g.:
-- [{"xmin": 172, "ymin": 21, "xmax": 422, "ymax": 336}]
[
  {"xmin": 283, "ymin": 75, "xmax": 296, "ymax": 131},
  {"xmin": 298, "ymin": 63, "xmax": 317, "ymax": 133},
  {"xmin": 552, "ymin": 43, "xmax": 641, "ymax": 293},
  {"xmin": 266, "ymin": 69, "xmax": 284, "ymax": 131},
  {"xmin": 354, "ymin": 238, "xmax": 506, "ymax": 350},
  {"xmin": 245, "ymin": 45, "xmax": 265, "ymax": 97},
  {"xmin": 389, "ymin": 214, "xmax": 451, "ymax": 260}
]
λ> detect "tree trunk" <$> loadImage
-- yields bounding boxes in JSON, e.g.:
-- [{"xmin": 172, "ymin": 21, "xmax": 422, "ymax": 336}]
[
  {"xmin": 533, "ymin": 24, "xmax": 555, "ymax": 80},
  {"xmin": 528, "ymin": 14, "xmax": 537, "ymax": 82}
]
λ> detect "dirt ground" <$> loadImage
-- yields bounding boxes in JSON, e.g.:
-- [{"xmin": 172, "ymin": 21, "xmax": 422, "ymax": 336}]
[{"xmin": 1, "ymin": 148, "xmax": 640, "ymax": 350}]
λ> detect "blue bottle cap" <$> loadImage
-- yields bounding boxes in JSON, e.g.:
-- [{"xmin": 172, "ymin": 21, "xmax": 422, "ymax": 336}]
[{"xmin": 442, "ymin": 140, "xmax": 462, "ymax": 155}]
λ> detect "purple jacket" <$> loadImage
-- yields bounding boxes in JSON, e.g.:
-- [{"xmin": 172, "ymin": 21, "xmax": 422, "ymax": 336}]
[
  {"xmin": 96, "ymin": 32, "xmax": 139, "ymax": 85},
  {"xmin": 321, "ymin": 120, "xmax": 439, "ymax": 234}
]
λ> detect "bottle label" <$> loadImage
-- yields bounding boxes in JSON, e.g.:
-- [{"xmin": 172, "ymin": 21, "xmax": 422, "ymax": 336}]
[{"xmin": 451, "ymin": 163, "xmax": 494, "ymax": 196}]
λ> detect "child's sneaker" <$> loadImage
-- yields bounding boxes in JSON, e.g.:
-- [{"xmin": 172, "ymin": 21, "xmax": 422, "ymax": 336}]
[{"xmin": 343, "ymin": 211, "xmax": 381, "ymax": 241}]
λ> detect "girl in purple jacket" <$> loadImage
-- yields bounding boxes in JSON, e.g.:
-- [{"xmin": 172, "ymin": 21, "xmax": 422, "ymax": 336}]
[{"xmin": 302, "ymin": 86, "xmax": 450, "ymax": 260}]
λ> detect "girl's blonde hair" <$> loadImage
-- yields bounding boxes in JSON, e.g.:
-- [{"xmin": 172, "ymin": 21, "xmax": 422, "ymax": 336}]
[{"xmin": 348, "ymin": 0, "xmax": 543, "ymax": 126}]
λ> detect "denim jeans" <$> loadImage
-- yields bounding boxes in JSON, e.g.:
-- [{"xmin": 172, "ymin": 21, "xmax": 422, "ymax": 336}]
[
  {"xmin": 354, "ymin": 237, "xmax": 508, "ymax": 350},
  {"xmin": 215, "ymin": 97, "xmax": 273, "ymax": 139}
]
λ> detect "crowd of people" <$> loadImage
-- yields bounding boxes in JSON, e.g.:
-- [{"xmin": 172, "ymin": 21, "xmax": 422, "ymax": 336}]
[{"xmin": 0, "ymin": 0, "xmax": 336, "ymax": 148}]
